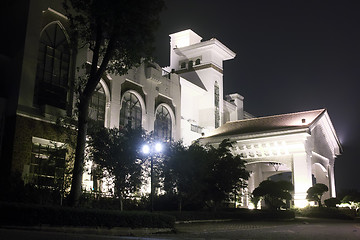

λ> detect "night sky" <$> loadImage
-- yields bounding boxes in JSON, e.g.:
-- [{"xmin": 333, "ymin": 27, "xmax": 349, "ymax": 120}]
[{"xmin": 153, "ymin": 0, "xmax": 360, "ymax": 193}]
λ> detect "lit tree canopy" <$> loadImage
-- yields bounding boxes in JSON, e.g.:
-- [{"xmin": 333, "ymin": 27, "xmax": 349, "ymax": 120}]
[
  {"xmin": 252, "ymin": 180, "xmax": 294, "ymax": 210},
  {"xmin": 162, "ymin": 139, "xmax": 249, "ymax": 210},
  {"xmin": 306, "ymin": 183, "xmax": 329, "ymax": 207}
]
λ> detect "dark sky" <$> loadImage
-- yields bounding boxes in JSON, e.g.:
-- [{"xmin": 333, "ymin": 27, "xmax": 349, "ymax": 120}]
[{"xmin": 153, "ymin": 0, "xmax": 360, "ymax": 193}]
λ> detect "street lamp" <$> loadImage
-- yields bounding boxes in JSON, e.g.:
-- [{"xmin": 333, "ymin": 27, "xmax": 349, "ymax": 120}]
[{"xmin": 142, "ymin": 142, "xmax": 163, "ymax": 212}]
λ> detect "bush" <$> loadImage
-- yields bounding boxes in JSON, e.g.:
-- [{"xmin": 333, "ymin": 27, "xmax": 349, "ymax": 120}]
[
  {"xmin": 0, "ymin": 202, "xmax": 175, "ymax": 228},
  {"xmin": 297, "ymin": 206, "xmax": 355, "ymax": 220},
  {"xmin": 324, "ymin": 197, "xmax": 341, "ymax": 208},
  {"xmin": 164, "ymin": 209, "xmax": 295, "ymax": 221}
]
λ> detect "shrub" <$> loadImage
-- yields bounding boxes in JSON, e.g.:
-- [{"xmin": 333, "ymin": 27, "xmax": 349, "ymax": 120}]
[
  {"xmin": 0, "ymin": 202, "xmax": 175, "ymax": 228},
  {"xmin": 324, "ymin": 197, "xmax": 341, "ymax": 208},
  {"xmin": 298, "ymin": 206, "xmax": 355, "ymax": 220}
]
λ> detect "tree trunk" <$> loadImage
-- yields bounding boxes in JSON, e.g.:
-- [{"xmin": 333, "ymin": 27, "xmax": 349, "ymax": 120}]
[{"xmin": 69, "ymin": 98, "xmax": 90, "ymax": 207}]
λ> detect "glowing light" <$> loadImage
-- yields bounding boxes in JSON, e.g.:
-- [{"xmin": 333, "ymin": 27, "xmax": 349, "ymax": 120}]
[
  {"xmin": 294, "ymin": 199, "xmax": 309, "ymax": 208},
  {"xmin": 248, "ymin": 202, "xmax": 256, "ymax": 210},
  {"xmin": 155, "ymin": 142, "xmax": 163, "ymax": 153},
  {"xmin": 142, "ymin": 144, "xmax": 150, "ymax": 154}
]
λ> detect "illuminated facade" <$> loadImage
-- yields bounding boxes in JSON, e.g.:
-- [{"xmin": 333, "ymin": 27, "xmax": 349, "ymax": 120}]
[
  {"xmin": 200, "ymin": 109, "xmax": 341, "ymax": 208},
  {"xmin": 1, "ymin": 2, "xmax": 341, "ymax": 208}
]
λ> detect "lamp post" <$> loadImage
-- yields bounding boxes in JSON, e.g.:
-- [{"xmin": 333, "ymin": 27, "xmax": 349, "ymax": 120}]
[{"xmin": 142, "ymin": 142, "xmax": 162, "ymax": 212}]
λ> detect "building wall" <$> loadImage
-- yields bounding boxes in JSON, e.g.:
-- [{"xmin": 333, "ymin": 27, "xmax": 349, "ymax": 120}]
[{"xmin": 12, "ymin": 114, "xmax": 74, "ymax": 177}]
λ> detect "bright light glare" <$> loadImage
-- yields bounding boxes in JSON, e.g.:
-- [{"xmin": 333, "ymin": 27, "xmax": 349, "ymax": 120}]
[
  {"xmin": 155, "ymin": 142, "xmax": 162, "ymax": 152},
  {"xmin": 142, "ymin": 144, "xmax": 150, "ymax": 154}
]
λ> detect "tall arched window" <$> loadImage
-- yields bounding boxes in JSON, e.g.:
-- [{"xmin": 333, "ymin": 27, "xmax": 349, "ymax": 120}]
[
  {"xmin": 214, "ymin": 82, "xmax": 220, "ymax": 128},
  {"xmin": 154, "ymin": 105, "xmax": 172, "ymax": 140},
  {"xmin": 89, "ymin": 83, "xmax": 106, "ymax": 125},
  {"xmin": 35, "ymin": 23, "xmax": 70, "ymax": 109},
  {"xmin": 119, "ymin": 92, "xmax": 142, "ymax": 129}
]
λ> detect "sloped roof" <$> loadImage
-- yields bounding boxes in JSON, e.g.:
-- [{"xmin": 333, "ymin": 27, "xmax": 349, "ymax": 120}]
[
  {"xmin": 204, "ymin": 109, "xmax": 326, "ymax": 139},
  {"xmin": 179, "ymin": 71, "xmax": 207, "ymax": 90}
]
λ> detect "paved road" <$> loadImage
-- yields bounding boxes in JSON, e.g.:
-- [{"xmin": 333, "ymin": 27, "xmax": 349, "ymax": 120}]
[{"xmin": 1, "ymin": 218, "xmax": 360, "ymax": 240}]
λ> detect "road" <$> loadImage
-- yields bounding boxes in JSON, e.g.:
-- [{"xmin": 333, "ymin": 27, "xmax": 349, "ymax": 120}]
[{"xmin": 1, "ymin": 218, "xmax": 360, "ymax": 240}]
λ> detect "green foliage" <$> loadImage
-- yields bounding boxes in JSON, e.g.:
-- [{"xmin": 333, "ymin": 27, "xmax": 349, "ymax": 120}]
[
  {"xmin": 306, "ymin": 183, "xmax": 328, "ymax": 207},
  {"xmin": 162, "ymin": 139, "xmax": 249, "ymax": 210},
  {"xmin": 87, "ymin": 126, "xmax": 145, "ymax": 208},
  {"xmin": 204, "ymin": 140, "xmax": 250, "ymax": 208},
  {"xmin": 162, "ymin": 141, "xmax": 209, "ymax": 210},
  {"xmin": 324, "ymin": 197, "xmax": 340, "ymax": 208},
  {"xmin": 252, "ymin": 180, "xmax": 294, "ymax": 210},
  {"xmin": 63, "ymin": 0, "xmax": 165, "ymax": 76},
  {"xmin": 298, "ymin": 206, "xmax": 355, "ymax": 220},
  {"xmin": 164, "ymin": 209, "xmax": 295, "ymax": 221},
  {"xmin": 0, "ymin": 202, "xmax": 175, "ymax": 228}
]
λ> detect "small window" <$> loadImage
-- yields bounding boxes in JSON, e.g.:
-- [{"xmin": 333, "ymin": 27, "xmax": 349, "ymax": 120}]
[
  {"xmin": 195, "ymin": 59, "xmax": 201, "ymax": 65},
  {"xmin": 180, "ymin": 62, "xmax": 186, "ymax": 69},
  {"xmin": 188, "ymin": 60, "xmax": 193, "ymax": 69}
]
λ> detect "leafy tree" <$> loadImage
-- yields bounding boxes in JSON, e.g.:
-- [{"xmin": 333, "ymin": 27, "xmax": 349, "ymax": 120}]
[
  {"xmin": 162, "ymin": 141, "xmax": 209, "ymax": 211},
  {"xmin": 162, "ymin": 139, "xmax": 249, "ymax": 211},
  {"xmin": 87, "ymin": 125, "xmax": 145, "ymax": 211},
  {"xmin": 63, "ymin": 0, "xmax": 165, "ymax": 206},
  {"xmin": 204, "ymin": 139, "xmax": 249, "ymax": 209},
  {"xmin": 306, "ymin": 183, "xmax": 329, "ymax": 207},
  {"xmin": 324, "ymin": 197, "xmax": 341, "ymax": 208},
  {"xmin": 252, "ymin": 180, "xmax": 294, "ymax": 210}
]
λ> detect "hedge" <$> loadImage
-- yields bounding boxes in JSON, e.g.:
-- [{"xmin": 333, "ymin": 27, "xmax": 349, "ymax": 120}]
[
  {"xmin": 297, "ymin": 206, "xmax": 356, "ymax": 220},
  {"xmin": 165, "ymin": 209, "xmax": 295, "ymax": 221},
  {"xmin": 0, "ymin": 202, "xmax": 175, "ymax": 228}
]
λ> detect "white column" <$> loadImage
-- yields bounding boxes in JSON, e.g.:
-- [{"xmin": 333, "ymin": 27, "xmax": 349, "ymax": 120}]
[
  {"xmin": 292, "ymin": 152, "xmax": 312, "ymax": 208},
  {"xmin": 328, "ymin": 163, "xmax": 336, "ymax": 198}
]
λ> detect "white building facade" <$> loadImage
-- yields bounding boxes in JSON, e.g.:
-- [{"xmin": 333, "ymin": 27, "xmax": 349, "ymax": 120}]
[{"xmin": 8, "ymin": 2, "xmax": 341, "ymax": 208}]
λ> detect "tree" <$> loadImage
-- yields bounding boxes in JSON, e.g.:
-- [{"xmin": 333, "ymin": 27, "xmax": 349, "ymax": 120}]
[
  {"xmin": 204, "ymin": 139, "xmax": 249, "ymax": 209},
  {"xmin": 63, "ymin": 0, "xmax": 165, "ymax": 206},
  {"xmin": 162, "ymin": 141, "xmax": 209, "ymax": 211},
  {"xmin": 252, "ymin": 180, "xmax": 294, "ymax": 210},
  {"xmin": 87, "ymin": 125, "xmax": 145, "ymax": 211},
  {"xmin": 161, "ymin": 139, "xmax": 249, "ymax": 211},
  {"xmin": 306, "ymin": 183, "xmax": 328, "ymax": 207}
]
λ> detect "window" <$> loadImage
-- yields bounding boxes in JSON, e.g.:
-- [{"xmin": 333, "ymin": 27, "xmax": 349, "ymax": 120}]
[
  {"xmin": 180, "ymin": 62, "xmax": 186, "ymax": 69},
  {"xmin": 35, "ymin": 23, "xmax": 71, "ymax": 109},
  {"xmin": 89, "ymin": 83, "xmax": 106, "ymax": 125},
  {"xmin": 191, "ymin": 124, "xmax": 203, "ymax": 134},
  {"xmin": 154, "ymin": 105, "xmax": 172, "ymax": 140},
  {"xmin": 195, "ymin": 58, "xmax": 201, "ymax": 65},
  {"xmin": 119, "ymin": 92, "xmax": 142, "ymax": 129},
  {"xmin": 214, "ymin": 82, "xmax": 220, "ymax": 128},
  {"xmin": 29, "ymin": 137, "xmax": 66, "ymax": 188},
  {"xmin": 188, "ymin": 60, "xmax": 193, "ymax": 69}
]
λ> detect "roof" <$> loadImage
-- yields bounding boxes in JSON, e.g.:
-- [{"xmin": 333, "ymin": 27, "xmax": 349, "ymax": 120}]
[
  {"xmin": 179, "ymin": 71, "xmax": 207, "ymax": 90},
  {"xmin": 204, "ymin": 109, "xmax": 326, "ymax": 139}
]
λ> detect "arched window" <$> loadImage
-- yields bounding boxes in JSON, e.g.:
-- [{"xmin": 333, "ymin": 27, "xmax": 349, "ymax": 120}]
[
  {"xmin": 89, "ymin": 83, "xmax": 106, "ymax": 125},
  {"xmin": 35, "ymin": 23, "xmax": 70, "ymax": 109},
  {"xmin": 154, "ymin": 105, "xmax": 172, "ymax": 140},
  {"xmin": 214, "ymin": 82, "xmax": 220, "ymax": 128},
  {"xmin": 119, "ymin": 92, "xmax": 142, "ymax": 129}
]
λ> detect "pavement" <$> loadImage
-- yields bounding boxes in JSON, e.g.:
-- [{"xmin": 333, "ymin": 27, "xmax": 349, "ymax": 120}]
[{"xmin": 1, "ymin": 217, "xmax": 360, "ymax": 239}]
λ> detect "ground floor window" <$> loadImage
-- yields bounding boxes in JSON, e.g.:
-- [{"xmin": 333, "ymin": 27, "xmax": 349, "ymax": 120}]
[{"xmin": 28, "ymin": 137, "xmax": 66, "ymax": 188}]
